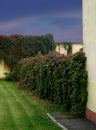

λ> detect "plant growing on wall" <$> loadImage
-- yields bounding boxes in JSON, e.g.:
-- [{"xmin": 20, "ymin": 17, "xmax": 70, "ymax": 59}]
[
  {"xmin": 63, "ymin": 42, "xmax": 72, "ymax": 55},
  {"xmin": 56, "ymin": 42, "xmax": 72, "ymax": 55}
]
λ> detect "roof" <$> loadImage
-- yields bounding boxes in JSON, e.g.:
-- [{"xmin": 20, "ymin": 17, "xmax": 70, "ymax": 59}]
[{"xmin": 56, "ymin": 42, "xmax": 83, "ymax": 45}]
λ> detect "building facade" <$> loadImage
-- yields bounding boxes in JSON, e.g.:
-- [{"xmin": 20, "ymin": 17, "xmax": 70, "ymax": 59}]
[
  {"xmin": 56, "ymin": 42, "xmax": 83, "ymax": 55},
  {"xmin": 83, "ymin": 0, "xmax": 96, "ymax": 123}
]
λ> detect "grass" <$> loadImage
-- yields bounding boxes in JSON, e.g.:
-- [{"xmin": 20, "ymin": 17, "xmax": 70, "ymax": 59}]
[{"xmin": 0, "ymin": 81, "xmax": 63, "ymax": 130}]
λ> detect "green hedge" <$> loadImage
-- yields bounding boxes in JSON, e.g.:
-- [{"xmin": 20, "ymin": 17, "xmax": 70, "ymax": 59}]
[
  {"xmin": 0, "ymin": 34, "xmax": 55, "ymax": 70},
  {"xmin": 17, "ymin": 51, "xmax": 88, "ymax": 117}
]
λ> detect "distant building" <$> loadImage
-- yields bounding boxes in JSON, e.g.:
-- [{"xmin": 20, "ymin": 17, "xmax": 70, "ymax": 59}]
[
  {"xmin": 55, "ymin": 42, "xmax": 83, "ymax": 55},
  {"xmin": 0, "ymin": 60, "xmax": 10, "ymax": 79}
]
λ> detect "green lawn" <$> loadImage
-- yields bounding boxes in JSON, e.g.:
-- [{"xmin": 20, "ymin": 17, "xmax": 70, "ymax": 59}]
[{"xmin": 0, "ymin": 81, "xmax": 63, "ymax": 130}]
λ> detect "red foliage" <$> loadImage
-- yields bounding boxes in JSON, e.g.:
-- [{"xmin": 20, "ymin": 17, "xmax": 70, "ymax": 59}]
[
  {"xmin": 0, "ymin": 35, "xmax": 8, "ymax": 39},
  {"xmin": 14, "ymin": 44, "xmax": 20, "ymax": 50},
  {"xmin": 9, "ymin": 35, "xmax": 18, "ymax": 41}
]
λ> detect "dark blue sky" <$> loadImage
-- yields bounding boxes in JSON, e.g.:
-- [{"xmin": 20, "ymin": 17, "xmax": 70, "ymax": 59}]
[{"xmin": 0, "ymin": 0, "xmax": 82, "ymax": 42}]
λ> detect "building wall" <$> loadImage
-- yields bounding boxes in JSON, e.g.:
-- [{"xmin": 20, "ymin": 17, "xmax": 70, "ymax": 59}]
[
  {"xmin": 83, "ymin": 0, "xmax": 96, "ymax": 123},
  {"xmin": 0, "ymin": 60, "xmax": 10, "ymax": 79},
  {"xmin": 55, "ymin": 43, "xmax": 83, "ymax": 55},
  {"xmin": 72, "ymin": 44, "xmax": 83, "ymax": 53},
  {"xmin": 55, "ymin": 44, "xmax": 67, "ymax": 55}
]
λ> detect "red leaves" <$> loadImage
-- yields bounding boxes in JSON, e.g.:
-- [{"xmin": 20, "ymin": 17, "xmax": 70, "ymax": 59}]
[
  {"xmin": 14, "ymin": 44, "xmax": 20, "ymax": 50},
  {"xmin": 0, "ymin": 35, "xmax": 8, "ymax": 39},
  {"xmin": 9, "ymin": 64, "xmax": 13, "ymax": 71},
  {"xmin": 9, "ymin": 35, "xmax": 18, "ymax": 41}
]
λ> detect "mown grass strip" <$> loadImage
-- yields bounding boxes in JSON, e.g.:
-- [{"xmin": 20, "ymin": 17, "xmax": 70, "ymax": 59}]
[
  {"xmin": 0, "ymin": 81, "xmax": 62, "ymax": 130},
  {"xmin": 0, "ymin": 86, "xmax": 16, "ymax": 130},
  {"xmin": 0, "ymin": 83, "xmax": 33, "ymax": 130}
]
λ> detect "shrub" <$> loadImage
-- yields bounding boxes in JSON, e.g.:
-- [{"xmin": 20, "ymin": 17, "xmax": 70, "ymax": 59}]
[
  {"xmin": 0, "ymin": 34, "xmax": 55, "ymax": 71},
  {"xmin": 17, "ymin": 51, "xmax": 88, "ymax": 117},
  {"xmin": 18, "ymin": 54, "xmax": 46, "ymax": 90}
]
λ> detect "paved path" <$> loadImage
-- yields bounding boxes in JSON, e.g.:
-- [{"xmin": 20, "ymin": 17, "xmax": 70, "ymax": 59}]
[{"xmin": 52, "ymin": 113, "xmax": 96, "ymax": 130}]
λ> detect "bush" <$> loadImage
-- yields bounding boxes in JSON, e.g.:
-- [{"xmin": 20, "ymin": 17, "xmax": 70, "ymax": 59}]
[
  {"xmin": 17, "ymin": 51, "xmax": 88, "ymax": 117},
  {"xmin": 0, "ymin": 34, "xmax": 55, "ymax": 71},
  {"xmin": 18, "ymin": 54, "xmax": 46, "ymax": 90}
]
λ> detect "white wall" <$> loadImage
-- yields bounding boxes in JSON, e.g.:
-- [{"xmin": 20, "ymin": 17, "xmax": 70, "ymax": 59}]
[
  {"xmin": 72, "ymin": 44, "xmax": 83, "ymax": 53},
  {"xmin": 55, "ymin": 44, "xmax": 67, "ymax": 55},
  {"xmin": 83, "ymin": 0, "xmax": 96, "ymax": 112},
  {"xmin": 0, "ymin": 60, "xmax": 10, "ymax": 78},
  {"xmin": 55, "ymin": 43, "xmax": 82, "ymax": 55}
]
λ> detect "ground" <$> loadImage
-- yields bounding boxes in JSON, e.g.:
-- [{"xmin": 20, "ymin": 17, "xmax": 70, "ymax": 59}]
[{"xmin": 0, "ymin": 81, "xmax": 62, "ymax": 130}]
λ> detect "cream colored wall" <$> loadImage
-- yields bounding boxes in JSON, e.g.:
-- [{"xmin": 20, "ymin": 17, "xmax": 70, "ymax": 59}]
[
  {"xmin": 0, "ymin": 60, "xmax": 10, "ymax": 78},
  {"xmin": 83, "ymin": 0, "xmax": 96, "ymax": 112},
  {"xmin": 72, "ymin": 44, "xmax": 83, "ymax": 53},
  {"xmin": 55, "ymin": 44, "xmax": 67, "ymax": 55},
  {"xmin": 55, "ymin": 44, "xmax": 83, "ymax": 55}
]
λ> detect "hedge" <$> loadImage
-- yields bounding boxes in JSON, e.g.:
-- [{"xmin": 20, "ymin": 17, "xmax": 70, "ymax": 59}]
[
  {"xmin": 17, "ymin": 51, "xmax": 88, "ymax": 117},
  {"xmin": 0, "ymin": 34, "xmax": 55, "ymax": 70}
]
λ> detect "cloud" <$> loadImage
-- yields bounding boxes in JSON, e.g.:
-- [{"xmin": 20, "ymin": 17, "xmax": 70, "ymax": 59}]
[
  {"xmin": 0, "ymin": 0, "xmax": 82, "ymax": 41},
  {"xmin": 50, "ymin": 17, "xmax": 81, "ymax": 29},
  {"xmin": 0, "ymin": 17, "xmax": 50, "ymax": 34},
  {"xmin": 0, "ymin": 21, "xmax": 21, "ymax": 32},
  {"xmin": 53, "ymin": 25, "xmax": 82, "ymax": 42},
  {"xmin": 0, "ymin": 0, "xmax": 82, "ymax": 22},
  {"xmin": 0, "ymin": 10, "xmax": 82, "ymax": 42}
]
